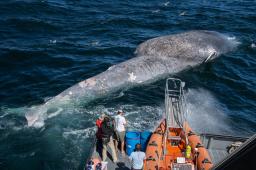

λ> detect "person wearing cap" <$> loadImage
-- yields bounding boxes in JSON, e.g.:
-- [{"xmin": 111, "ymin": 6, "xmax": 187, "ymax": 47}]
[
  {"xmin": 129, "ymin": 143, "xmax": 146, "ymax": 170},
  {"xmin": 114, "ymin": 110, "xmax": 127, "ymax": 154}
]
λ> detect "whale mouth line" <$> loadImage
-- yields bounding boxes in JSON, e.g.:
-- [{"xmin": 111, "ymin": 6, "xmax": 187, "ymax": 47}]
[{"xmin": 203, "ymin": 51, "xmax": 216, "ymax": 63}]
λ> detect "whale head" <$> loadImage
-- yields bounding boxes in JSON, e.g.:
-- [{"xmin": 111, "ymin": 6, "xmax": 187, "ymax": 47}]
[{"xmin": 135, "ymin": 30, "xmax": 238, "ymax": 67}]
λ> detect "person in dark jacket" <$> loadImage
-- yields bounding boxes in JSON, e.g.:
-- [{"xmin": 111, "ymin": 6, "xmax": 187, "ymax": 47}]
[{"xmin": 101, "ymin": 116, "xmax": 118, "ymax": 163}]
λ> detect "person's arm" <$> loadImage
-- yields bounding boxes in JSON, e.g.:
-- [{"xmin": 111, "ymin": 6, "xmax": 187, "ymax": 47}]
[
  {"xmin": 122, "ymin": 117, "xmax": 127, "ymax": 126},
  {"xmin": 129, "ymin": 152, "xmax": 133, "ymax": 161},
  {"xmin": 112, "ymin": 118, "xmax": 116, "ymax": 130},
  {"xmin": 143, "ymin": 152, "xmax": 146, "ymax": 160}
]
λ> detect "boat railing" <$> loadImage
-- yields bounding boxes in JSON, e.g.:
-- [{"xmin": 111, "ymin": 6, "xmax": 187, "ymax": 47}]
[
  {"xmin": 212, "ymin": 134, "xmax": 256, "ymax": 169},
  {"xmin": 200, "ymin": 133, "xmax": 248, "ymax": 149},
  {"xmin": 163, "ymin": 78, "xmax": 188, "ymax": 156},
  {"xmin": 165, "ymin": 78, "xmax": 187, "ymax": 129}
]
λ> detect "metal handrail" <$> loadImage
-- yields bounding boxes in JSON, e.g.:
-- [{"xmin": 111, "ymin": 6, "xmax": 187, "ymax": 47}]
[
  {"xmin": 163, "ymin": 78, "xmax": 188, "ymax": 156},
  {"xmin": 165, "ymin": 78, "xmax": 187, "ymax": 128},
  {"xmin": 200, "ymin": 133, "xmax": 249, "ymax": 142}
]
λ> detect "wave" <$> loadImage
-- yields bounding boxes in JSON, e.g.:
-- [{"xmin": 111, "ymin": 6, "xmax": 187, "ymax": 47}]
[
  {"xmin": 1, "ymin": 17, "xmax": 60, "ymax": 33},
  {"xmin": 0, "ymin": 87, "xmax": 239, "ymax": 170},
  {"xmin": 186, "ymin": 88, "xmax": 233, "ymax": 134},
  {"xmin": 1, "ymin": 85, "xmax": 235, "ymax": 136}
]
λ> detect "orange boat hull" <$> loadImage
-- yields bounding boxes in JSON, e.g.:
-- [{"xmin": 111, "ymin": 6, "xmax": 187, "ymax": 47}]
[{"xmin": 144, "ymin": 120, "xmax": 213, "ymax": 170}]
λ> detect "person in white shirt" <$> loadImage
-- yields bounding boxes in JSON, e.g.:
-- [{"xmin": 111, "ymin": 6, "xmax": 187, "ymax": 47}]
[
  {"xmin": 129, "ymin": 143, "xmax": 146, "ymax": 170},
  {"xmin": 114, "ymin": 110, "xmax": 126, "ymax": 154}
]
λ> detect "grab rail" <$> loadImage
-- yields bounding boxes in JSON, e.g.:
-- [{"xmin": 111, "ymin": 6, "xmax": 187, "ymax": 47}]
[{"xmin": 163, "ymin": 78, "xmax": 188, "ymax": 156}]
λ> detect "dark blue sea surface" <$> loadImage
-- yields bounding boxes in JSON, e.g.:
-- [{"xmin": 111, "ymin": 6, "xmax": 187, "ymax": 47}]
[{"xmin": 0, "ymin": 0, "xmax": 255, "ymax": 169}]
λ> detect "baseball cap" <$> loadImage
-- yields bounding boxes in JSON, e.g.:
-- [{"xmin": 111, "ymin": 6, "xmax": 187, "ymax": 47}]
[{"xmin": 117, "ymin": 110, "xmax": 124, "ymax": 114}]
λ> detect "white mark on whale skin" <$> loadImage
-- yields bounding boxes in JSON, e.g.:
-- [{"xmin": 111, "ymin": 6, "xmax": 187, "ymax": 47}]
[
  {"xmin": 107, "ymin": 66, "xmax": 114, "ymax": 71},
  {"xmin": 79, "ymin": 81, "xmax": 86, "ymax": 88},
  {"xmin": 69, "ymin": 91, "xmax": 72, "ymax": 95},
  {"xmin": 199, "ymin": 47, "xmax": 217, "ymax": 57},
  {"xmin": 128, "ymin": 72, "xmax": 136, "ymax": 82},
  {"xmin": 47, "ymin": 108, "xmax": 63, "ymax": 119},
  {"xmin": 79, "ymin": 78, "xmax": 96, "ymax": 88},
  {"xmin": 251, "ymin": 43, "xmax": 256, "ymax": 48},
  {"xmin": 61, "ymin": 95, "xmax": 71, "ymax": 102}
]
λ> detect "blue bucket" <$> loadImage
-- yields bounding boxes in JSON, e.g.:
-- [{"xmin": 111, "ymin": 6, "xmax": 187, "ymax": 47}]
[
  {"xmin": 126, "ymin": 131, "xmax": 140, "ymax": 156},
  {"xmin": 140, "ymin": 131, "xmax": 152, "ymax": 152}
]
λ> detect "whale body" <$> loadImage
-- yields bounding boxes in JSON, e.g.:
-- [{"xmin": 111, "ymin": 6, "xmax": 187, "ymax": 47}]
[{"xmin": 26, "ymin": 30, "xmax": 237, "ymax": 127}]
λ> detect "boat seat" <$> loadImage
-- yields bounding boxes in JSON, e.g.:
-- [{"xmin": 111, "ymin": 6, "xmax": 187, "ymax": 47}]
[
  {"xmin": 168, "ymin": 136, "xmax": 182, "ymax": 146},
  {"xmin": 168, "ymin": 136, "xmax": 181, "ymax": 141}
]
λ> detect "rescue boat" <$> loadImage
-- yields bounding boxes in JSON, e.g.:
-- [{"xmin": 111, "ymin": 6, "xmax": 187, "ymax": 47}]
[
  {"xmin": 86, "ymin": 78, "xmax": 250, "ymax": 170},
  {"xmin": 144, "ymin": 78, "xmax": 213, "ymax": 170}
]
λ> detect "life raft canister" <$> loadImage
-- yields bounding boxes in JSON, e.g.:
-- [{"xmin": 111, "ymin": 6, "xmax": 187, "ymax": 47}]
[{"xmin": 185, "ymin": 145, "xmax": 192, "ymax": 158}]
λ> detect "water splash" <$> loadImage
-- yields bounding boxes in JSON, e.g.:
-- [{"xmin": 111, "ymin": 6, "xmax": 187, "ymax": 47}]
[{"xmin": 186, "ymin": 88, "xmax": 233, "ymax": 134}]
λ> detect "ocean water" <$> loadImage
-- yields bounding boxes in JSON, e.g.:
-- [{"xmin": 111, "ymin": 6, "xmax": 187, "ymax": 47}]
[{"xmin": 0, "ymin": 0, "xmax": 255, "ymax": 169}]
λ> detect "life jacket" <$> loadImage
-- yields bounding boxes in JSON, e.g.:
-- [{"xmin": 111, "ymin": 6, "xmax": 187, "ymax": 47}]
[
  {"xmin": 185, "ymin": 145, "xmax": 192, "ymax": 158},
  {"xmin": 96, "ymin": 119, "xmax": 103, "ymax": 128},
  {"xmin": 96, "ymin": 119, "xmax": 103, "ymax": 139}
]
